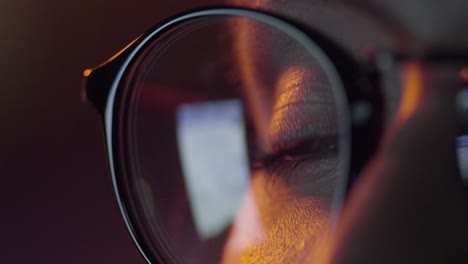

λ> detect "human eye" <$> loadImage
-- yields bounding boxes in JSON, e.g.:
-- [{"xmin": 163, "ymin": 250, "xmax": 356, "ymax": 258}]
[
  {"xmin": 221, "ymin": 67, "xmax": 341, "ymax": 262},
  {"xmin": 252, "ymin": 136, "xmax": 338, "ymax": 195},
  {"xmin": 247, "ymin": 65, "xmax": 340, "ymax": 198}
]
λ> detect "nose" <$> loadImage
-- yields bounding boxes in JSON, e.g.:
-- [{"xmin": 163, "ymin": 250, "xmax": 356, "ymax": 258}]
[{"xmin": 325, "ymin": 61, "xmax": 468, "ymax": 264}]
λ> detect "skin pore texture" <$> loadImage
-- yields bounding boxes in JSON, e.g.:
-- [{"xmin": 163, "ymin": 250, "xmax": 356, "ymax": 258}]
[
  {"xmin": 224, "ymin": 0, "xmax": 468, "ymax": 263},
  {"xmin": 217, "ymin": 13, "xmax": 342, "ymax": 260},
  {"xmin": 129, "ymin": 1, "xmax": 468, "ymax": 263},
  {"xmin": 81, "ymin": 1, "xmax": 468, "ymax": 263},
  {"xmin": 222, "ymin": 170, "xmax": 332, "ymax": 264},
  {"xmin": 221, "ymin": 62, "xmax": 339, "ymax": 263}
]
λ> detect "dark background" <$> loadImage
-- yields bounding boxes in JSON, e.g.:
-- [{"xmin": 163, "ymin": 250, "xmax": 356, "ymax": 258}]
[
  {"xmin": 0, "ymin": 1, "xmax": 216, "ymax": 263},
  {"xmin": 4, "ymin": 1, "xmax": 468, "ymax": 263}
]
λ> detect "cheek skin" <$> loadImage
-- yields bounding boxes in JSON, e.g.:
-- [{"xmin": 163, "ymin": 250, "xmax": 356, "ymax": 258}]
[
  {"xmin": 222, "ymin": 3, "xmax": 340, "ymax": 261},
  {"xmin": 222, "ymin": 170, "xmax": 331, "ymax": 264},
  {"xmin": 221, "ymin": 38, "xmax": 338, "ymax": 262}
]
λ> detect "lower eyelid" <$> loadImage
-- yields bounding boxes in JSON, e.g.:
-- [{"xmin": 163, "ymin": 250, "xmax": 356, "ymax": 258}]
[
  {"xmin": 254, "ymin": 147, "xmax": 338, "ymax": 189},
  {"xmin": 256, "ymin": 154, "xmax": 338, "ymax": 199}
]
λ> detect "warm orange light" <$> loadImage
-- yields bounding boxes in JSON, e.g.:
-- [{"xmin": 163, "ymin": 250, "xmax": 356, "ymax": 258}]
[
  {"xmin": 397, "ymin": 62, "xmax": 424, "ymax": 122},
  {"xmin": 268, "ymin": 65, "xmax": 310, "ymax": 148},
  {"xmin": 103, "ymin": 36, "xmax": 140, "ymax": 65},
  {"xmin": 460, "ymin": 66, "xmax": 468, "ymax": 83},
  {"xmin": 235, "ymin": 19, "xmax": 272, "ymax": 153},
  {"xmin": 83, "ymin": 69, "xmax": 92, "ymax": 77},
  {"xmin": 275, "ymin": 66, "xmax": 310, "ymax": 107},
  {"xmin": 225, "ymin": 6, "xmax": 332, "ymax": 262},
  {"xmin": 83, "ymin": 37, "xmax": 140, "ymax": 79},
  {"xmin": 221, "ymin": 170, "xmax": 330, "ymax": 264}
]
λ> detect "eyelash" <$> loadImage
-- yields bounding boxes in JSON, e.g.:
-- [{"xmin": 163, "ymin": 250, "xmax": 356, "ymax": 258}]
[
  {"xmin": 253, "ymin": 152, "xmax": 307, "ymax": 177},
  {"xmin": 251, "ymin": 137, "xmax": 338, "ymax": 181}
]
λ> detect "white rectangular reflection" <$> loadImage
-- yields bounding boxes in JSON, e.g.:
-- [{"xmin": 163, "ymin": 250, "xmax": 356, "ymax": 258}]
[{"xmin": 176, "ymin": 99, "xmax": 250, "ymax": 240}]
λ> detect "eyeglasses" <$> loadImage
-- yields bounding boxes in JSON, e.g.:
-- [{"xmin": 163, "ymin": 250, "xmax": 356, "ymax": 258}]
[{"xmin": 82, "ymin": 7, "xmax": 468, "ymax": 264}]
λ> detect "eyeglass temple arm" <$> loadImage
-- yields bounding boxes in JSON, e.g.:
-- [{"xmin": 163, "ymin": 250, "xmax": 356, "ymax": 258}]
[{"xmin": 81, "ymin": 37, "xmax": 142, "ymax": 115}]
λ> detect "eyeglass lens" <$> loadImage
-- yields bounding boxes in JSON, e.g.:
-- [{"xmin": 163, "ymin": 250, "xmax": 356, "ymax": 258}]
[{"xmin": 121, "ymin": 14, "xmax": 349, "ymax": 263}]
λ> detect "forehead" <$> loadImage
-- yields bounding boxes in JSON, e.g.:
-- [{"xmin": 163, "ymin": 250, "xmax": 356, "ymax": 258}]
[{"xmin": 230, "ymin": 0, "xmax": 468, "ymax": 55}]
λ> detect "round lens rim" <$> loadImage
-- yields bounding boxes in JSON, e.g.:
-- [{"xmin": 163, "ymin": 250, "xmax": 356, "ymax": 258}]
[{"xmin": 103, "ymin": 7, "xmax": 358, "ymax": 264}]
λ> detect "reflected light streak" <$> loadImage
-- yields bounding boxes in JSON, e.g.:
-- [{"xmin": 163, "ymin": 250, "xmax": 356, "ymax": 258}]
[
  {"xmin": 233, "ymin": 1, "xmax": 273, "ymax": 153},
  {"xmin": 82, "ymin": 36, "xmax": 141, "ymax": 77},
  {"xmin": 227, "ymin": 4, "xmax": 332, "ymax": 261},
  {"xmin": 222, "ymin": 182, "xmax": 265, "ymax": 261},
  {"xmin": 396, "ymin": 62, "xmax": 424, "ymax": 123}
]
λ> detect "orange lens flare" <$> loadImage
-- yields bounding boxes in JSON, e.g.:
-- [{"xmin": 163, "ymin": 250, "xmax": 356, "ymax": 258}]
[
  {"xmin": 397, "ymin": 62, "xmax": 424, "ymax": 123},
  {"xmin": 83, "ymin": 69, "xmax": 92, "ymax": 77}
]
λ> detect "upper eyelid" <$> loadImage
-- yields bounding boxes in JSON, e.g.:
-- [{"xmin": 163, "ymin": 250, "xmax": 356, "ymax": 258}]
[
  {"xmin": 268, "ymin": 103, "xmax": 339, "ymax": 150},
  {"xmin": 252, "ymin": 142, "xmax": 339, "ymax": 198},
  {"xmin": 252, "ymin": 136, "xmax": 338, "ymax": 169}
]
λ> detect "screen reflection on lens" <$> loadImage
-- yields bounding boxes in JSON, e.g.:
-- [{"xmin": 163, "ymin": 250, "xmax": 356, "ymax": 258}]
[{"xmin": 125, "ymin": 13, "xmax": 344, "ymax": 264}]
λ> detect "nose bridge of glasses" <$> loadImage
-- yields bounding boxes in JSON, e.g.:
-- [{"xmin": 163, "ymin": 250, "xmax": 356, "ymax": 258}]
[{"xmin": 82, "ymin": 37, "xmax": 141, "ymax": 115}]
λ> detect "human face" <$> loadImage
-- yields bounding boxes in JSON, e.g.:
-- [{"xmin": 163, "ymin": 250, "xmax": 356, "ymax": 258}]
[
  {"xmin": 225, "ymin": 0, "xmax": 468, "ymax": 262},
  {"xmin": 84, "ymin": 1, "xmax": 468, "ymax": 263}
]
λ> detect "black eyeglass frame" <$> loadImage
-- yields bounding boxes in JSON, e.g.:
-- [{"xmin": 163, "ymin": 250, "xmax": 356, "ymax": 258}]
[{"xmin": 83, "ymin": 7, "xmax": 386, "ymax": 264}]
